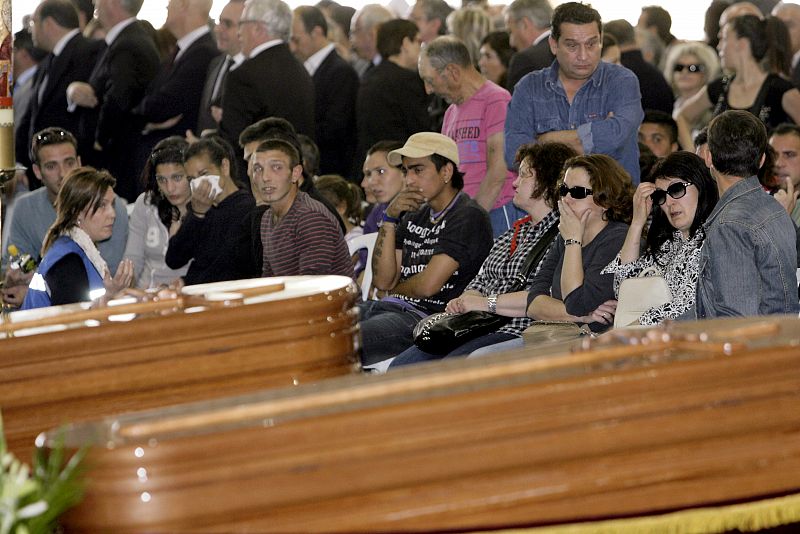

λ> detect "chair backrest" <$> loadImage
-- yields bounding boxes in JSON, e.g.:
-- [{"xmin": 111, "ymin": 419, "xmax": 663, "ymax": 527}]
[{"xmin": 347, "ymin": 232, "xmax": 378, "ymax": 301}]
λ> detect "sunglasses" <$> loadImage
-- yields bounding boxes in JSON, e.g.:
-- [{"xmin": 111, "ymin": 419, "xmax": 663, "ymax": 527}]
[
  {"xmin": 674, "ymin": 63, "xmax": 705, "ymax": 73},
  {"xmin": 559, "ymin": 183, "xmax": 593, "ymax": 199},
  {"xmin": 650, "ymin": 181, "xmax": 693, "ymax": 206}
]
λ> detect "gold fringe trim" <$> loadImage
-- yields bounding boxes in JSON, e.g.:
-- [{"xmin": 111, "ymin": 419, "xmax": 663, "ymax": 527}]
[{"xmin": 480, "ymin": 493, "xmax": 800, "ymax": 534}]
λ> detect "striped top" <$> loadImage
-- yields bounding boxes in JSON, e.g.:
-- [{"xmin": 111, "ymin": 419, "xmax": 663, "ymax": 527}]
[{"xmin": 260, "ymin": 191, "xmax": 354, "ymax": 278}]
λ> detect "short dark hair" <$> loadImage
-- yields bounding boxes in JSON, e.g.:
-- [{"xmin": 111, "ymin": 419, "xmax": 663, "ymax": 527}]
[
  {"xmin": 367, "ymin": 140, "xmax": 404, "ymax": 159},
  {"xmin": 642, "ymin": 110, "xmax": 678, "ymax": 145},
  {"xmin": 708, "ymin": 110, "xmax": 767, "ymax": 177},
  {"xmin": 239, "ymin": 117, "xmax": 302, "ymax": 157},
  {"xmin": 39, "ymin": 0, "xmax": 80, "ymax": 29},
  {"xmin": 429, "ymin": 153, "xmax": 464, "ymax": 190},
  {"xmin": 603, "ymin": 19, "xmax": 634, "ymax": 46},
  {"xmin": 514, "ymin": 142, "xmax": 578, "ymax": 209},
  {"xmin": 377, "ymin": 18, "xmax": 418, "ymax": 58},
  {"xmin": 771, "ymin": 123, "xmax": 800, "ymax": 140},
  {"xmin": 13, "ymin": 29, "xmax": 47, "ymax": 61},
  {"xmin": 693, "ymin": 127, "xmax": 708, "ymax": 148},
  {"xmin": 30, "ymin": 127, "xmax": 78, "ymax": 164},
  {"xmin": 646, "ymin": 151, "xmax": 718, "ymax": 257},
  {"xmin": 295, "ymin": 5, "xmax": 327, "ymax": 35},
  {"xmin": 551, "ymin": 2, "xmax": 602, "ymax": 42},
  {"xmin": 256, "ymin": 138, "xmax": 302, "ymax": 168},
  {"xmin": 640, "ymin": 6, "xmax": 674, "ymax": 44}
]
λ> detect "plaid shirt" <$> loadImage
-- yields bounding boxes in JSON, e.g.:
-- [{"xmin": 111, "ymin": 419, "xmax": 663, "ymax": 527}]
[{"xmin": 466, "ymin": 210, "xmax": 559, "ymax": 336}]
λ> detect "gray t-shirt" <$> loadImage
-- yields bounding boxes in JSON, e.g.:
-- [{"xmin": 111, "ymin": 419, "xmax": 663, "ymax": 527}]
[{"xmin": 3, "ymin": 187, "xmax": 129, "ymax": 272}]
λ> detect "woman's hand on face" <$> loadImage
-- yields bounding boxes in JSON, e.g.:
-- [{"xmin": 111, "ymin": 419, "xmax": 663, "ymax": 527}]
[
  {"xmin": 632, "ymin": 182, "xmax": 656, "ymax": 229},
  {"xmin": 558, "ymin": 199, "xmax": 590, "ymax": 242},
  {"xmin": 190, "ymin": 179, "xmax": 217, "ymax": 216},
  {"xmin": 581, "ymin": 299, "xmax": 618, "ymax": 325},
  {"xmin": 105, "ymin": 259, "xmax": 134, "ymax": 296}
]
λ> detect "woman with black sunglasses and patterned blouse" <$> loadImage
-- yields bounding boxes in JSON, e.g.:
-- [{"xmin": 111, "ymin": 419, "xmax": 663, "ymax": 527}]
[
  {"xmin": 603, "ymin": 151, "xmax": 718, "ymax": 325},
  {"xmin": 525, "ymin": 154, "xmax": 634, "ymax": 334}
]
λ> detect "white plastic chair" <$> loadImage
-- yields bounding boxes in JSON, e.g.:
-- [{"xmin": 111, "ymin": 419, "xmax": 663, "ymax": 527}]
[{"xmin": 347, "ymin": 232, "xmax": 378, "ymax": 301}]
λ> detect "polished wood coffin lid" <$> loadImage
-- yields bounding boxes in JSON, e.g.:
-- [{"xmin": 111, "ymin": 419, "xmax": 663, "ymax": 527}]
[
  {"xmin": 43, "ymin": 316, "xmax": 800, "ymax": 532},
  {"xmin": 2, "ymin": 276, "xmax": 360, "ymax": 459}
]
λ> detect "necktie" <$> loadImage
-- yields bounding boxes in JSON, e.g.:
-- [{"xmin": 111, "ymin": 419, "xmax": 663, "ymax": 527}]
[
  {"xmin": 36, "ymin": 53, "xmax": 53, "ymax": 105},
  {"xmin": 211, "ymin": 56, "xmax": 235, "ymax": 103}
]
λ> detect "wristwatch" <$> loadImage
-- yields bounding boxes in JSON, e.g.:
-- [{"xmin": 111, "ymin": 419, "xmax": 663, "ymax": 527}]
[
  {"xmin": 487, "ymin": 294, "xmax": 498, "ymax": 314},
  {"xmin": 564, "ymin": 238, "xmax": 582, "ymax": 247}
]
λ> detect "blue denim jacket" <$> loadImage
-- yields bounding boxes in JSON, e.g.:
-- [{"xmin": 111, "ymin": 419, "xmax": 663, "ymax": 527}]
[
  {"xmin": 504, "ymin": 60, "xmax": 643, "ymax": 183},
  {"xmin": 695, "ymin": 176, "xmax": 799, "ymax": 318}
]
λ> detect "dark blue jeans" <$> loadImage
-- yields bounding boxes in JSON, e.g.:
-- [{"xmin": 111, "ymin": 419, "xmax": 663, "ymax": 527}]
[
  {"xmin": 389, "ymin": 331, "xmax": 517, "ymax": 368},
  {"xmin": 358, "ymin": 300, "xmax": 427, "ymax": 366}
]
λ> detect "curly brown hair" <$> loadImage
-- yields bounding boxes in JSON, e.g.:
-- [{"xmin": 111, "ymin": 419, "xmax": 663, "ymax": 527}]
[
  {"xmin": 515, "ymin": 142, "xmax": 579, "ymax": 209},
  {"xmin": 563, "ymin": 154, "xmax": 634, "ymax": 224}
]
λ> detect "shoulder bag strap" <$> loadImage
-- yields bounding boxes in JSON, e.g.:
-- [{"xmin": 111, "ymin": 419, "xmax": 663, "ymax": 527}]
[{"xmin": 510, "ymin": 223, "xmax": 560, "ymax": 292}]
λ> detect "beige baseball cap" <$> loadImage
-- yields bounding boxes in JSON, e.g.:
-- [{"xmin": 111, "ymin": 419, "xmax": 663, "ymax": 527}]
[{"xmin": 387, "ymin": 132, "xmax": 460, "ymax": 167}]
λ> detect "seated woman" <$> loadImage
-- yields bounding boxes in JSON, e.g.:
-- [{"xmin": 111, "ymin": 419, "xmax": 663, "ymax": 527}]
[
  {"xmin": 389, "ymin": 142, "xmax": 578, "ymax": 367},
  {"xmin": 165, "ymin": 137, "xmax": 256, "ymax": 285},
  {"xmin": 315, "ymin": 174, "xmax": 365, "ymax": 245},
  {"xmin": 124, "ymin": 137, "xmax": 192, "ymax": 288},
  {"xmin": 603, "ymin": 151, "xmax": 718, "ymax": 325},
  {"xmin": 22, "ymin": 168, "xmax": 133, "ymax": 310},
  {"xmin": 676, "ymin": 15, "xmax": 800, "ymax": 152},
  {"xmin": 524, "ymin": 154, "xmax": 633, "ymax": 335}
]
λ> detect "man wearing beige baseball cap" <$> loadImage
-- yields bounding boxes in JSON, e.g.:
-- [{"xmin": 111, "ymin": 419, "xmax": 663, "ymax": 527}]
[{"xmin": 358, "ymin": 132, "xmax": 493, "ymax": 367}]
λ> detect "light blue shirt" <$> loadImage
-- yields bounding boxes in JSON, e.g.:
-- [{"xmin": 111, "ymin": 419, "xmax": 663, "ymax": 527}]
[
  {"xmin": 3, "ymin": 187, "xmax": 129, "ymax": 272},
  {"xmin": 505, "ymin": 59, "xmax": 643, "ymax": 184}
]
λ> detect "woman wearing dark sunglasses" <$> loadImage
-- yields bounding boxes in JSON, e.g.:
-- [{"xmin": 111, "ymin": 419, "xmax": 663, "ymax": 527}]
[
  {"xmin": 675, "ymin": 15, "xmax": 800, "ymax": 152},
  {"xmin": 603, "ymin": 151, "xmax": 718, "ymax": 325},
  {"xmin": 662, "ymin": 41, "xmax": 720, "ymax": 140},
  {"xmin": 524, "ymin": 154, "xmax": 633, "ymax": 333}
]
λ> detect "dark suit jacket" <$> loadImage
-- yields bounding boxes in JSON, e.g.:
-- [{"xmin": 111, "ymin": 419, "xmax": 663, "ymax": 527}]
[
  {"xmin": 620, "ymin": 50, "xmax": 674, "ymax": 115},
  {"xmin": 356, "ymin": 60, "xmax": 430, "ymax": 168},
  {"xmin": 15, "ymin": 32, "xmax": 101, "ymax": 176},
  {"xmin": 220, "ymin": 43, "xmax": 315, "ymax": 159},
  {"xmin": 313, "ymin": 48, "xmax": 359, "ymax": 178},
  {"xmin": 133, "ymin": 31, "xmax": 219, "ymax": 173},
  {"xmin": 80, "ymin": 20, "xmax": 159, "ymax": 201},
  {"xmin": 196, "ymin": 53, "xmax": 226, "ymax": 133},
  {"xmin": 507, "ymin": 38, "xmax": 554, "ymax": 92}
]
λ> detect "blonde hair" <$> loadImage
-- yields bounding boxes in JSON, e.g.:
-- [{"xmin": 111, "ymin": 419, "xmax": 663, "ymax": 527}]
[
  {"xmin": 663, "ymin": 41, "xmax": 721, "ymax": 93},
  {"xmin": 446, "ymin": 7, "xmax": 491, "ymax": 65}
]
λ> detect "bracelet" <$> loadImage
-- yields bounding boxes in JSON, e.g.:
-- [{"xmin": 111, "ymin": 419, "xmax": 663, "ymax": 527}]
[
  {"xmin": 382, "ymin": 212, "xmax": 401, "ymax": 224},
  {"xmin": 487, "ymin": 294, "xmax": 497, "ymax": 314},
  {"xmin": 564, "ymin": 238, "xmax": 582, "ymax": 247}
]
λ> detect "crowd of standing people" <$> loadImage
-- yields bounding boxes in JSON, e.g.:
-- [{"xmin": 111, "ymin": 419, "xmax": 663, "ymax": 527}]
[{"xmin": 3, "ymin": 0, "xmax": 800, "ymax": 369}]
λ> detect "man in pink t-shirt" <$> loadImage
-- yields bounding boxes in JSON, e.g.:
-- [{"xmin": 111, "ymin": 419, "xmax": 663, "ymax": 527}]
[{"xmin": 418, "ymin": 36, "xmax": 524, "ymax": 237}]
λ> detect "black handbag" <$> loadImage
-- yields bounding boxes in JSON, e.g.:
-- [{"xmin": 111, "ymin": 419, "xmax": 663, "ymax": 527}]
[{"xmin": 412, "ymin": 224, "xmax": 559, "ymax": 355}]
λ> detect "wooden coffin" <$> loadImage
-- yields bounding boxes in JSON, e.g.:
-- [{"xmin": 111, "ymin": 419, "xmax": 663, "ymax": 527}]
[
  {"xmin": 42, "ymin": 315, "xmax": 800, "ymax": 532},
  {"xmin": 1, "ymin": 275, "xmax": 359, "ymax": 460}
]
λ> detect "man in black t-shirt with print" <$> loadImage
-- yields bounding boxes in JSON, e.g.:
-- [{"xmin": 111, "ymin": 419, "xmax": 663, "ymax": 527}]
[{"xmin": 359, "ymin": 132, "xmax": 493, "ymax": 366}]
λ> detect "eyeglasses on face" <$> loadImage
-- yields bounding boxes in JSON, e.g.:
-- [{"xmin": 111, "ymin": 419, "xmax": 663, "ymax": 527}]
[
  {"xmin": 559, "ymin": 183, "xmax": 593, "ymax": 199},
  {"xmin": 673, "ymin": 63, "xmax": 704, "ymax": 73},
  {"xmin": 650, "ymin": 181, "xmax": 693, "ymax": 206}
]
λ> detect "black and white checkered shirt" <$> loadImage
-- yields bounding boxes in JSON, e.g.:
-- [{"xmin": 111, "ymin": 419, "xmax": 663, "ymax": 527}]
[{"xmin": 465, "ymin": 210, "xmax": 559, "ymax": 336}]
